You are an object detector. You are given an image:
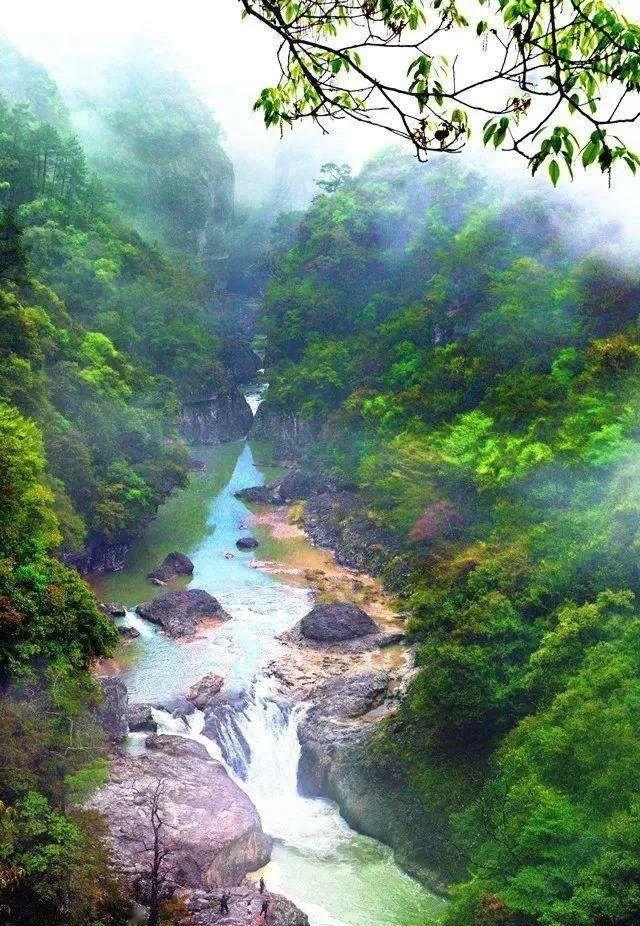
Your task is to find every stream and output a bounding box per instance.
[95,420,445,926]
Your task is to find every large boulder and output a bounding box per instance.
[300,602,379,643]
[236,536,259,551]
[86,735,272,891]
[96,677,129,743]
[128,702,158,733]
[235,470,319,506]
[186,673,224,710]
[144,734,211,761]
[136,589,230,637]
[147,552,194,583]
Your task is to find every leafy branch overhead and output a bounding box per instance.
[241,0,640,182]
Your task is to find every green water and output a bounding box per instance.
[101,439,446,926]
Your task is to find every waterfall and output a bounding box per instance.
[152,676,352,856]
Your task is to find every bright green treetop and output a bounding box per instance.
[243,0,640,182]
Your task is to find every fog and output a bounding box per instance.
[0,0,638,220]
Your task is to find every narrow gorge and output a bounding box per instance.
[91,393,446,926]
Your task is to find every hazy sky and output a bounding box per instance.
[1,0,638,219]
[0,0,384,176]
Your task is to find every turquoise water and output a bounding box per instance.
[110,441,445,926]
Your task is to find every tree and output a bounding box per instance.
[130,779,176,926]
[243,0,640,182]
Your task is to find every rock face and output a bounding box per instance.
[297,672,389,794]
[128,702,158,732]
[236,536,259,551]
[148,552,194,583]
[96,677,129,743]
[180,391,253,444]
[300,602,379,643]
[296,672,462,887]
[304,490,405,578]
[136,589,230,637]
[250,405,319,459]
[87,735,272,891]
[186,673,224,710]
[219,339,261,386]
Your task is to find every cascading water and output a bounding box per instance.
[105,436,445,926]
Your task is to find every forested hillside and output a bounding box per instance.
[0,42,240,924]
[259,151,640,926]
[67,47,234,263]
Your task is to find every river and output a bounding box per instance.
[95,431,445,926]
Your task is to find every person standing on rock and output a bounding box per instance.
[259,876,265,894]
[261,897,269,918]
[220,891,230,915]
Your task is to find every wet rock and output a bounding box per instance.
[296,673,462,887]
[187,673,224,710]
[128,702,157,733]
[235,470,322,506]
[300,602,379,643]
[100,601,127,618]
[136,589,230,637]
[118,625,141,641]
[86,739,272,891]
[203,695,251,779]
[236,536,259,551]
[96,677,129,743]
[150,577,166,587]
[147,552,194,583]
[180,390,253,444]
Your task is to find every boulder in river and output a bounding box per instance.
[136,588,230,637]
[86,735,272,890]
[118,625,141,641]
[186,673,224,710]
[300,602,379,643]
[128,702,157,733]
[236,536,259,551]
[100,601,127,618]
[235,469,320,506]
[95,676,129,743]
[147,551,194,583]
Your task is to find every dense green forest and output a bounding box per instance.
[2,19,640,926]
[259,152,640,926]
[0,40,241,924]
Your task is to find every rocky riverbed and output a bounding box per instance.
[90,439,446,926]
